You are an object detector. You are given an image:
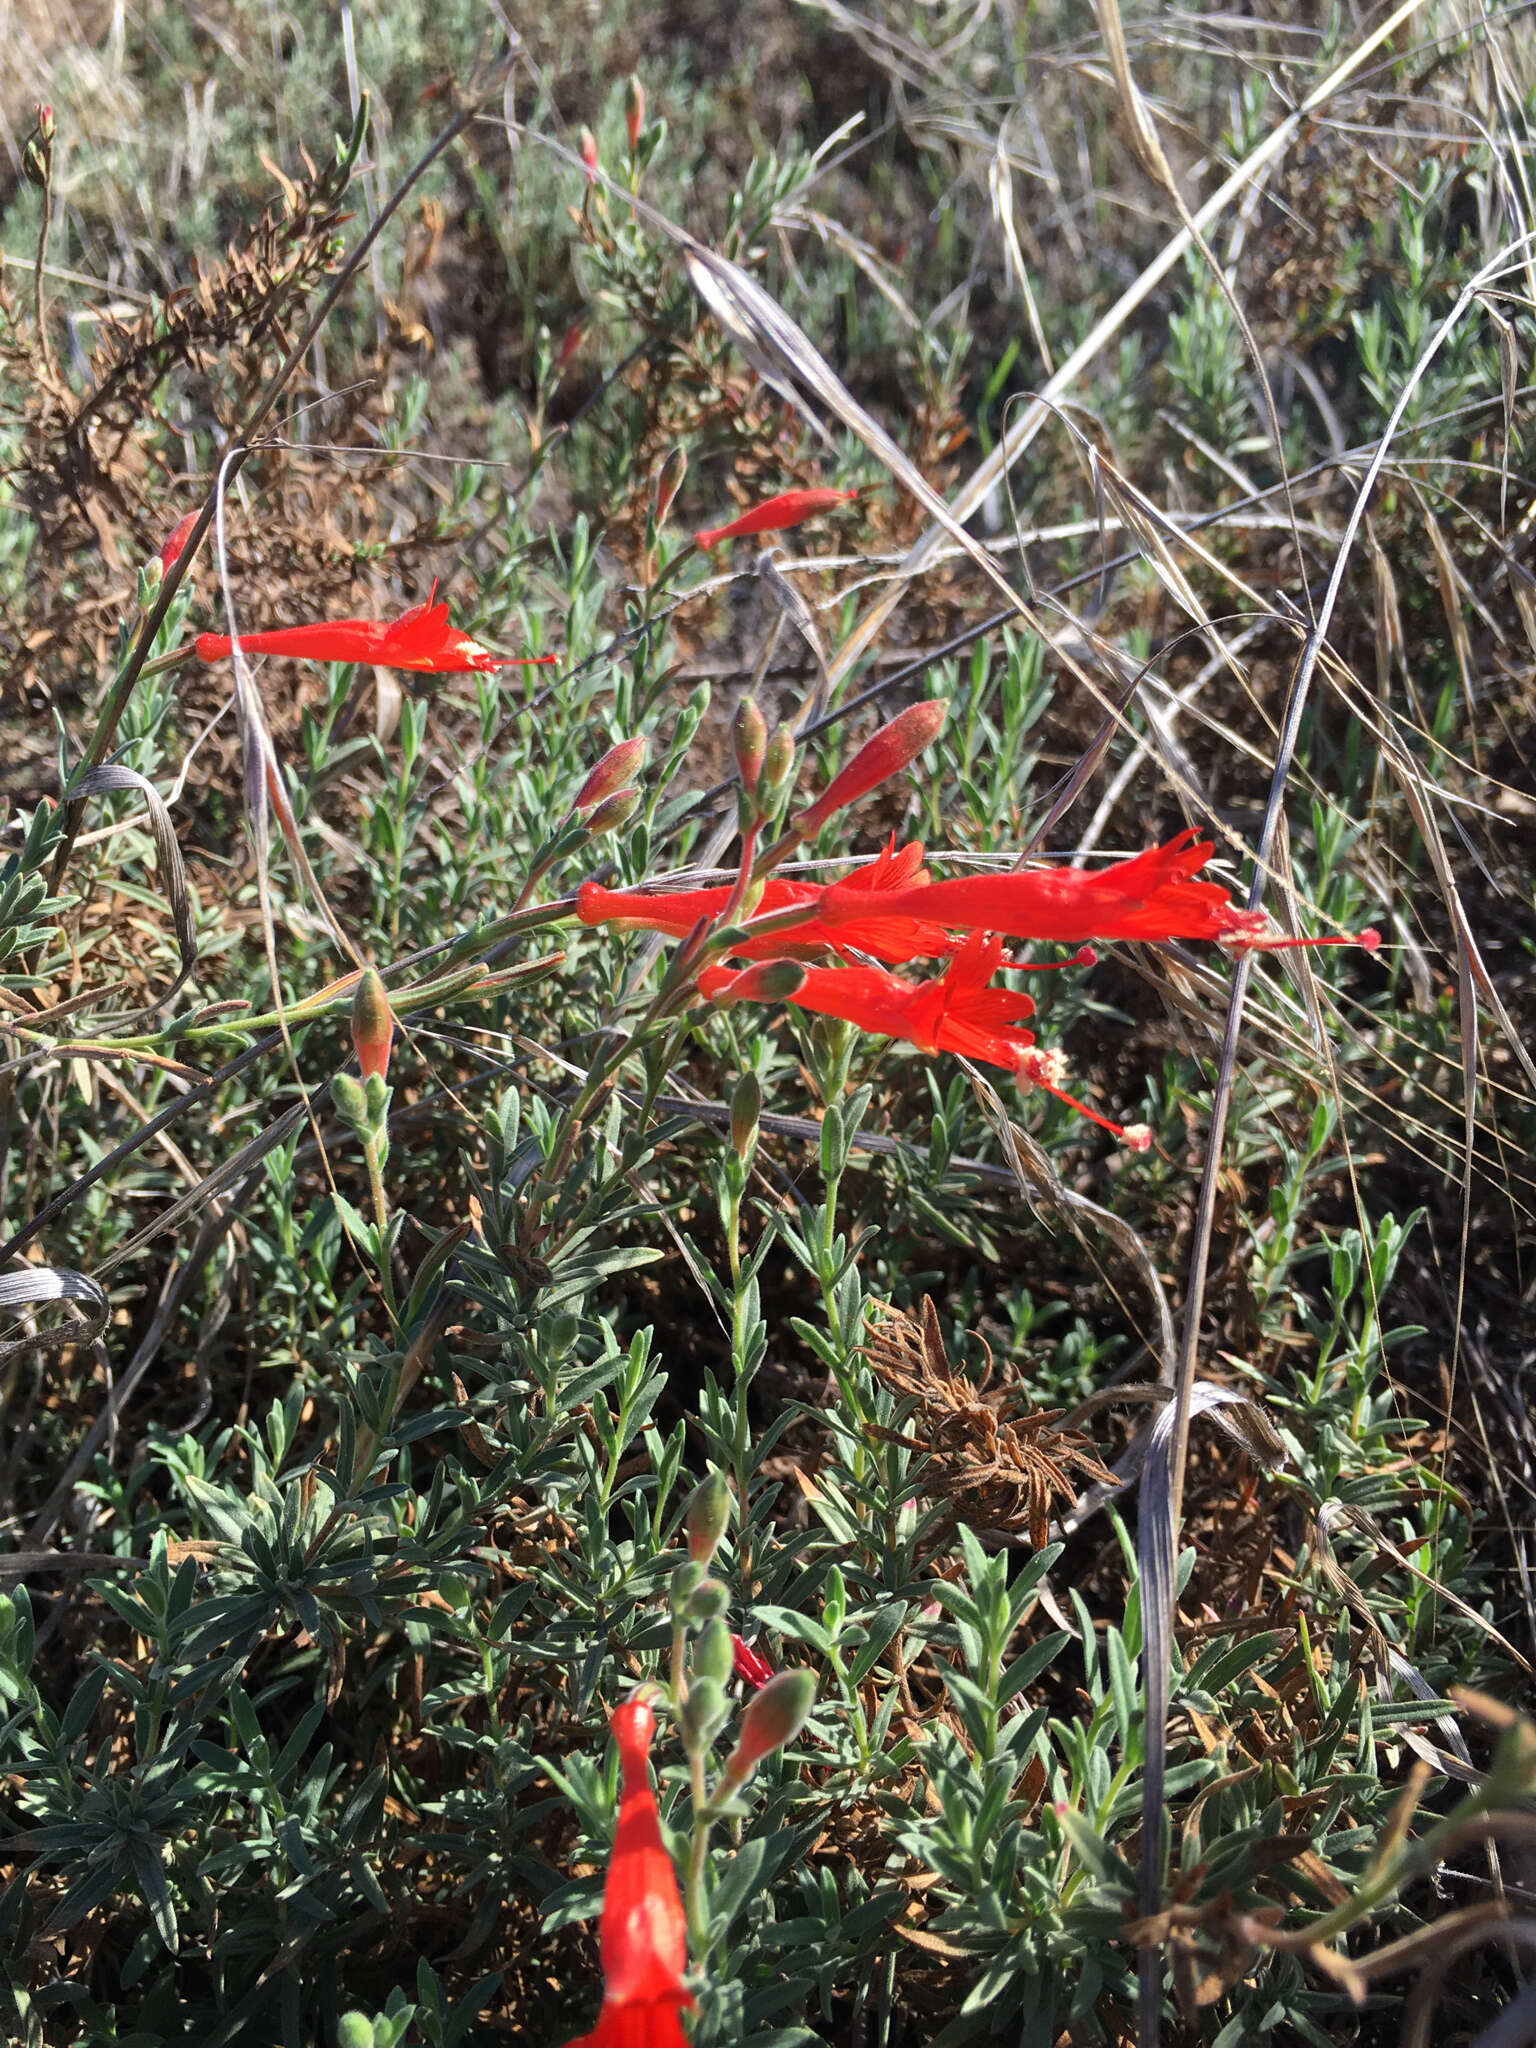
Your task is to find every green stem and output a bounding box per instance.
[362,1129,398,1322]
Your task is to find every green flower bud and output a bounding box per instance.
[680,1674,731,1748]
[625,75,646,152]
[669,1558,707,1619]
[705,958,806,1007]
[721,1668,816,1785]
[574,737,647,813]
[685,1470,731,1564]
[654,446,688,523]
[730,1071,761,1158]
[331,1074,368,1125]
[685,1576,730,1623]
[692,1616,734,1686]
[351,968,393,1083]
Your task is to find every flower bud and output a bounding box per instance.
[729,1070,761,1158]
[721,1668,815,1785]
[680,1675,731,1748]
[732,699,767,792]
[575,737,647,813]
[692,1617,734,1686]
[760,724,796,802]
[331,1073,368,1125]
[797,700,947,834]
[701,959,806,1007]
[556,320,585,372]
[158,510,199,574]
[653,446,687,525]
[583,788,642,836]
[36,104,55,144]
[350,968,393,1084]
[684,1469,731,1564]
[669,1558,706,1618]
[685,1576,730,1623]
[624,75,646,152]
[579,127,599,182]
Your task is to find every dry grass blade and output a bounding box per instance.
[93,1100,307,1281]
[968,1068,1176,1381]
[1138,1383,1286,2031]
[24,1138,291,1548]
[0,1266,108,1371]
[678,241,1110,694]
[1160,243,1536,1904]
[69,763,196,1016]
[810,0,1436,699]
[0,1027,281,1267]
[1317,1497,1531,1675]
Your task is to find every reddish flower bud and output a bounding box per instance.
[556,320,586,372]
[158,511,199,573]
[584,788,642,836]
[684,1470,731,1564]
[36,104,54,144]
[721,1668,815,1785]
[350,968,393,1083]
[733,699,767,791]
[797,700,946,834]
[653,447,687,525]
[575,737,648,813]
[695,487,856,552]
[580,127,599,182]
[700,958,806,1006]
[625,75,646,152]
[760,724,796,800]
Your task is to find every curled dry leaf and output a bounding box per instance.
[858,1294,1114,1552]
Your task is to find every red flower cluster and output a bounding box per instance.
[702,937,1150,1149]
[562,1697,693,2048]
[576,682,1380,1152]
[196,585,556,675]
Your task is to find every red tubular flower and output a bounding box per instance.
[578,838,952,964]
[699,940,1151,1147]
[562,1697,693,2048]
[797,701,947,835]
[731,1635,774,1690]
[195,586,557,675]
[817,828,1378,954]
[695,488,856,551]
[699,935,1037,1070]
